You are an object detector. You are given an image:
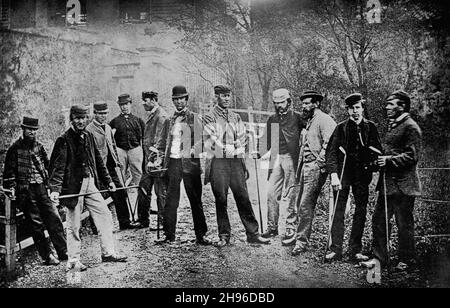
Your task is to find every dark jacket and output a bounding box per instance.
[48,128,112,209]
[3,138,49,190]
[376,114,422,196]
[263,110,304,179]
[109,113,145,150]
[157,109,202,176]
[143,107,170,177]
[326,118,382,187]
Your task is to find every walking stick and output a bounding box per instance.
[324,146,347,262]
[118,167,137,223]
[58,185,140,199]
[253,157,264,234]
[382,170,390,263]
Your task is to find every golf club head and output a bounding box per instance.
[369,146,382,155]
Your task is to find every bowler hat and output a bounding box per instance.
[93,101,109,113]
[142,91,158,101]
[117,93,132,105]
[214,85,231,95]
[273,88,290,103]
[172,85,188,99]
[344,93,365,107]
[70,105,89,118]
[21,116,39,130]
[300,90,324,102]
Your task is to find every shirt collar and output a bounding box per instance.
[349,117,363,125]
[214,105,229,119]
[93,119,106,127]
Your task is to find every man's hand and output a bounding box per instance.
[50,192,60,202]
[108,182,117,192]
[376,156,390,167]
[4,187,15,199]
[331,173,341,191]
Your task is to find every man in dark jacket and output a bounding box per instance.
[135,91,169,228]
[203,85,270,247]
[259,89,304,241]
[49,105,127,271]
[86,101,135,231]
[3,117,67,265]
[154,86,211,245]
[362,90,422,271]
[325,93,382,262]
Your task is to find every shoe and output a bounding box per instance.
[101,254,128,263]
[360,258,378,269]
[128,221,148,229]
[66,260,88,272]
[325,252,342,262]
[247,235,271,245]
[281,236,297,246]
[261,229,278,238]
[354,253,369,262]
[44,254,60,266]
[215,238,230,248]
[196,236,213,246]
[282,229,295,240]
[120,222,141,230]
[155,236,175,245]
[58,253,68,261]
[291,242,307,256]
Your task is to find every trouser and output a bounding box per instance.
[137,172,167,226]
[266,153,297,232]
[210,158,259,240]
[18,183,67,260]
[295,161,328,245]
[66,176,116,262]
[117,146,143,186]
[330,180,370,255]
[372,191,416,266]
[163,159,207,239]
[110,166,132,228]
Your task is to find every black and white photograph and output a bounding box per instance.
[0,0,449,291]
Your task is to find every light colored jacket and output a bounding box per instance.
[86,120,120,167]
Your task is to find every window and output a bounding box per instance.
[0,0,11,29]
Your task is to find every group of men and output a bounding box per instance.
[2,83,421,273]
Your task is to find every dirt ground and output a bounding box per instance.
[3,161,449,288]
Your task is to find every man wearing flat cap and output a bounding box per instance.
[362,90,422,271]
[3,117,67,266]
[325,93,382,262]
[135,91,169,229]
[257,88,305,241]
[109,94,146,191]
[49,105,127,271]
[154,85,210,245]
[203,85,270,247]
[285,90,337,256]
[86,101,135,231]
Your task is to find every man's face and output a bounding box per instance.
[143,98,156,112]
[94,111,108,124]
[172,96,188,111]
[274,99,288,114]
[385,99,403,119]
[302,97,317,118]
[22,128,37,140]
[72,115,88,131]
[120,102,131,114]
[347,102,364,122]
[216,93,231,109]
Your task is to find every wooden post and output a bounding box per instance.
[5,194,16,274]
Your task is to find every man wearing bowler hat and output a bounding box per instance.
[49,105,127,271]
[135,91,169,229]
[154,86,211,245]
[284,90,336,255]
[3,117,67,266]
[258,88,305,241]
[325,93,382,262]
[109,94,146,189]
[362,90,422,271]
[86,101,135,231]
[203,85,270,247]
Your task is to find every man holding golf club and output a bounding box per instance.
[86,101,136,231]
[134,91,169,230]
[286,90,336,255]
[325,93,382,262]
[362,90,422,272]
[49,105,127,271]
[258,88,305,241]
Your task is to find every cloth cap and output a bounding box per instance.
[344,93,365,107]
[70,105,89,118]
[272,88,290,103]
[142,91,158,101]
[117,93,132,105]
[93,101,109,113]
[214,85,231,95]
